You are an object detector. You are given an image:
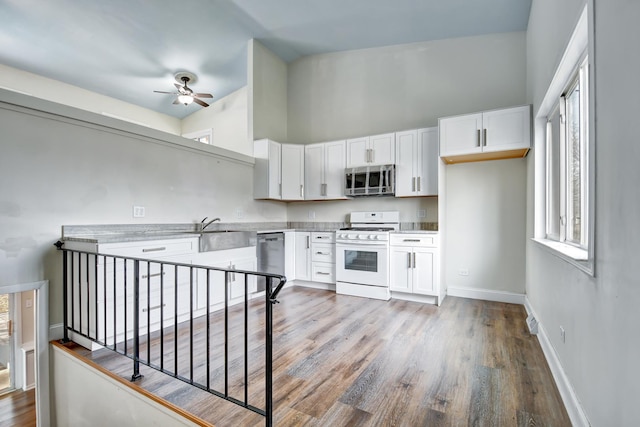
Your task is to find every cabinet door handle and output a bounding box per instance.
[412,252,416,268]
[322,183,327,196]
[279,183,282,197]
[300,184,304,198]
[483,128,487,146]
[142,246,166,253]
[306,236,310,249]
[477,129,481,147]
[371,149,375,163]
[317,272,330,276]
[403,239,421,242]
[316,252,330,255]
[142,271,166,279]
[412,177,416,192]
[417,177,421,192]
[407,252,412,268]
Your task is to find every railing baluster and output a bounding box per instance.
[189,266,194,384]
[124,259,128,355]
[224,270,229,398]
[131,259,142,381]
[78,252,82,335]
[206,268,211,391]
[62,249,69,343]
[265,276,274,427]
[147,261,151,364]
[86,253,90,337]
[93,254,98,341]
[103,255,107,345]
[244,273,249,407]
[112,257,116,350]
[174,265,178,377]
[160,263,164,371]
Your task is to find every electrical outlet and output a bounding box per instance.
[417,209,426,218]
[132,206,145,218]
[308,210,316,219]
[560,326,566,343]
[25,298,33,308]
[458,268,469,276]
[235,208,244,219]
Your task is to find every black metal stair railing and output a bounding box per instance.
[54,241,286,427]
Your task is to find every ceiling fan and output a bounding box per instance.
[154,72,213,107]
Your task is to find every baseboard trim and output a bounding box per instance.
[292,280,336,292]
[447,286,525,305]
[524,298,591,427]
[49,323,64,341]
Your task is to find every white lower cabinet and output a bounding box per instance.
[294,231,335,284]
[310,232,335,283]
[194,246,257,309]
[63,237,199,346]
[389,233,441,304]
[294,232,311,281]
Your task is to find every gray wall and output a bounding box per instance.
[526,0,640,425]
[0,96,286,326]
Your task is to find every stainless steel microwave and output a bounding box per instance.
[345,164,395,197]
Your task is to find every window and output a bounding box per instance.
[534,5,593,274]
[545,57,589,250]
[182,128,213,145]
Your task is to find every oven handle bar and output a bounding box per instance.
[336,241,389,248]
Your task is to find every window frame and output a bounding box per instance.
[533,5,595,276]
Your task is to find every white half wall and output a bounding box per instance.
[52,345,200,426]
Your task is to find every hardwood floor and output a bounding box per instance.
[0,388,36,427]
[60,286,571,426]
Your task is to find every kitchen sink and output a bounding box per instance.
[195,230,257,252]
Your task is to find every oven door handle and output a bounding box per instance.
[336,242,389,248]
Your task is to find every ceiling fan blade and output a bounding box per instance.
[174,83,183,91]
[193,98,209,107]
[154,90,178,94]
[195,93,213,98]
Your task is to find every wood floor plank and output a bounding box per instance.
[61,287,572,426]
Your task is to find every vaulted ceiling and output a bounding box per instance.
[0,0,531,118]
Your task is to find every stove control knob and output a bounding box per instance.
[368,235,376,240]
[358,234,366,240]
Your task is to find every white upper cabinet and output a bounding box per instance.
[305,140,346,200]
[346,133,395,167]
[254,139,305,200]
[395,127,438,197]
[439,105,531,164]
[281,143,305,200]
[254,139,282,199]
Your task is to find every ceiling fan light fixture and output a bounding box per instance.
[178,94,193,105]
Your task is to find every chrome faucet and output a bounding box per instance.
[200,217,221,231]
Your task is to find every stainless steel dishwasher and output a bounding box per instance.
[257,232,285,292]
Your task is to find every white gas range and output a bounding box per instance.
[335,211,400,300]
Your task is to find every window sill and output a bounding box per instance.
[531,238,594,276]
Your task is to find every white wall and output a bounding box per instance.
[248,40,288,143]
[446,159,527,294]
[0,93,287,326]
[526,1,640,425]
[288,33,526,143]
[0,64,181,135]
